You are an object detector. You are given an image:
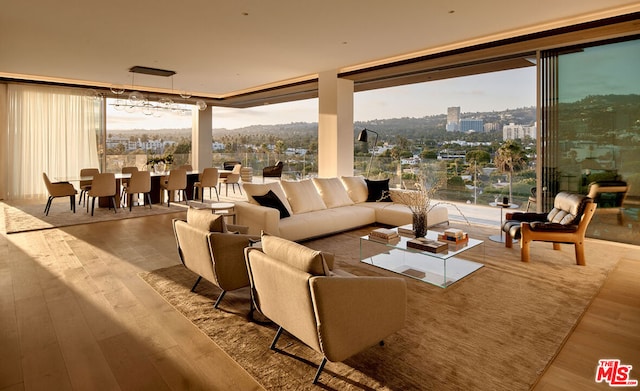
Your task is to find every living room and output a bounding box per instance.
[1,2,640,390]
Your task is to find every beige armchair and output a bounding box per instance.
[172,208,258,309]
[244,233,406,384]
[42,172,77,215]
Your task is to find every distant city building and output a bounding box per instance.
[446,106,460,132]
[503,122,537,141]
[460,119,484,132]
[106,137,175,153]
[484,122,500,132]
[437,149,467,160]
[212,141,225,151]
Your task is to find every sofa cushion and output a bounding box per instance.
[260,233,330,276]
[365,178,392,202]
[187,207,227,232]
[243,182,293,216]
[312,177,354,208]
[281,179,327,214]
[252,190,291,219]
[340,176,368,203]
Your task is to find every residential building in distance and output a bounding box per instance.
[503,122,537,140]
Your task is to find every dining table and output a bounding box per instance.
[56,170,201,207]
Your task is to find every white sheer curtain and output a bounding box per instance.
[6,84,102,199]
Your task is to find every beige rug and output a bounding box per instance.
[3,198,187,234]
[140,223,623,390]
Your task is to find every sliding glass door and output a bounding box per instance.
[540,36,640,245]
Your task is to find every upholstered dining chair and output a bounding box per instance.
[120,166,139,206]
[87,172,118,216]
[193,167,219,202]
[125,171,152,211]
[219,164,242,196]
[160,168,187,207]
[79,168,99,206]
[42,172,77,216]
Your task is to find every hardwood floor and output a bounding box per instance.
[1,208,638,390]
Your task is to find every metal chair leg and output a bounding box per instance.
[190,276,202,292]
[214,291,226,308]
[313,358,328,384]
[270,326,284,350]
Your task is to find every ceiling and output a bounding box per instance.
[1,1,639,107]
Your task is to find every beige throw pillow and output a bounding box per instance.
[340,176,369,203]
[187,207,227,232]
[312,177,354,208]
[281,179,327,214]
[260,233,330,276]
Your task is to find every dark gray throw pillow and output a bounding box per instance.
[365,178,392,202]
[253,190,291,218]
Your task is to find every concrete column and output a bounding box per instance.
[0,83,7,199]
[192,106,213,171]
[318,70,354,178]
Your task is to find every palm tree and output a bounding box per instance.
[493,140,528,202]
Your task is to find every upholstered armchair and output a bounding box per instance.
[262,161,284,182]
[172,208,259,309]
[244,233,406,384]
[502,191,597,265]
[587,180,629,224]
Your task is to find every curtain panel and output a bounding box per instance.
[6,84,102,199]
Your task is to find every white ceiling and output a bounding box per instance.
[1,1,638,101]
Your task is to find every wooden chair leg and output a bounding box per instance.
[575,241,586,266]
[505,234,513,248]
[552,243,561,251]
[520,239,531,262]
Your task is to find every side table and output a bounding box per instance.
[489,202,519,243]
[188,201,236,224]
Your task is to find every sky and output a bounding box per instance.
[107,67,537,131]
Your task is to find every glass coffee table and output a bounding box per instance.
[360,229,484,288]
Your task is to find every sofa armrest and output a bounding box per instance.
[235,201,281,236]
[309,276,406,362]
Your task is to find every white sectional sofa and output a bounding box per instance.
[235,176,449,241]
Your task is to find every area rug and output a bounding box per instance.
[3,199,187,234]
[140,223,623,390]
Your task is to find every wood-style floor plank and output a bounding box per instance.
[1,204,638,391]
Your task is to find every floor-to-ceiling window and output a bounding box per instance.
[541,36,640,245]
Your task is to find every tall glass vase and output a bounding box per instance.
[412,212,428,238]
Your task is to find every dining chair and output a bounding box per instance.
[219,164,242,196]
[160,168,187,207]
[87,172,118,216]
[125,171,152,211]
[79,168,99,206]
[120,166,139,206]
[193,167,220,202]
[42,172,77,216]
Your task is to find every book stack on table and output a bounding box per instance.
[368,228,400,244]
[437,228,469,244]
[406,237,448,253]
